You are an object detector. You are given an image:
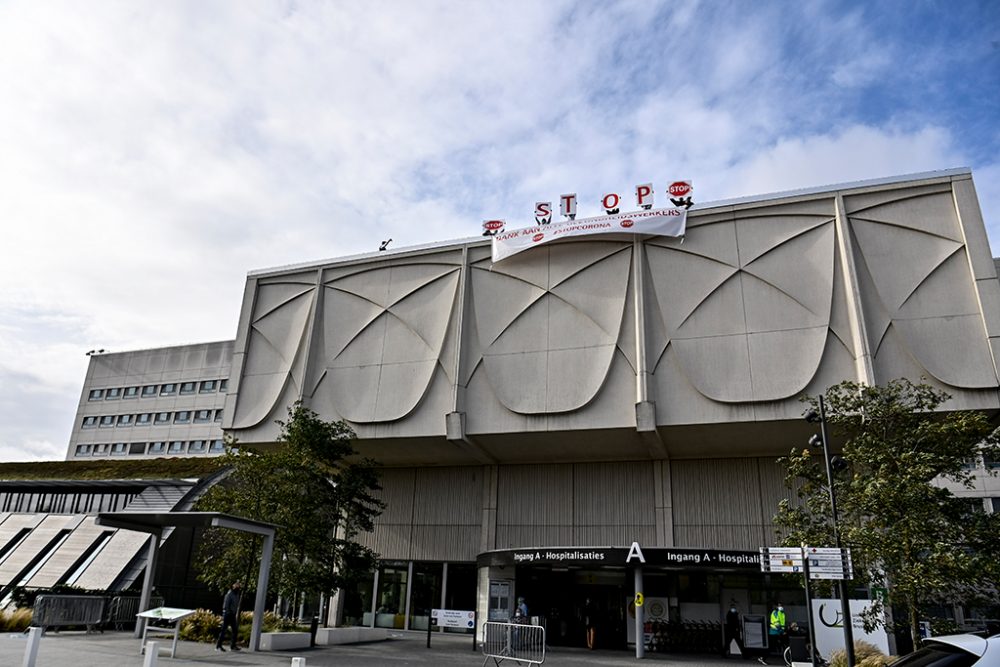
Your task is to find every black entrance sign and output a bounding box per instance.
[477,546,759,569]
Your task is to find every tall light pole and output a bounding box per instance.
[805,395,856,667]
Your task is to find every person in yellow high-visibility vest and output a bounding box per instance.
[768,603,787,658]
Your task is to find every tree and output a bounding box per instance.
[775,379,1000,647]
[196,403,384,616]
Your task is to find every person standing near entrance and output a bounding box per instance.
[724,600,744,658]
[767,602,786,660]
[216,581,242,652]
[584,597,597,650]
[517,596,528,620]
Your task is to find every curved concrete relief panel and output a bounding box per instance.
[234,280,316,429]
[649,210,835,403]
[473,242,631,415]
[317,264,460,423]
[847,187,997,389]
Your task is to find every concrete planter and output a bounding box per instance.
[315,627,389,645]
[259,631,311,650]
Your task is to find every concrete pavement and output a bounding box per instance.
[1,629,748,666]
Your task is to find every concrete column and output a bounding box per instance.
[134,532,160,638]
[634,567,644,659]
[249,531,274,652]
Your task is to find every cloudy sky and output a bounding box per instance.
[1,1,998,461]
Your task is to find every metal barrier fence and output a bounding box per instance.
[482,621,545,666]
[32,595,104,633]
[106,595,165,630]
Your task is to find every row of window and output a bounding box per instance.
[87,379,228,402]
[961,453,1000,470]
[74,439,226,457]
[82,409,223,429]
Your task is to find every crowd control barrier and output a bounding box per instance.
[106,595,165,629]
[32,595,104,633]
[481,621,545,666]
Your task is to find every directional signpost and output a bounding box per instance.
[804,546,852,580]
[760,546,854,666]
[759,546,804,573]
[761,546,852,579]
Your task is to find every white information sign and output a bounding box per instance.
[431,608,475,629]
[811,599,889,659]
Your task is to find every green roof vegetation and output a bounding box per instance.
[0,457,227,481]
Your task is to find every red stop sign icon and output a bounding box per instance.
[668,181,692,197]
[533,233,545,242]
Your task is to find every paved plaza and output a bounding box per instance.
[1,629,745,667]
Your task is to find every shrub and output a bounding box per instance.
[830,640,891,667]
[179,609,308,643]
[179,609,221,642]
[0,608,32,632]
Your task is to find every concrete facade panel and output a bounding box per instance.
[226,172,999,469]
[671,334,753,403]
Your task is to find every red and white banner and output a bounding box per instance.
[491,206,687,262]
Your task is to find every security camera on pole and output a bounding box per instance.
[804,396,856,667]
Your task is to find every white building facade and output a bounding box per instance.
[219,169,1000,645]
[67,341,233,460]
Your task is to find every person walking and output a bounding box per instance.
[584,597,597,650]
[723,600,744,658]
[216,581,243,652]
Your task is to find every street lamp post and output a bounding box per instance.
[806,394,856,667]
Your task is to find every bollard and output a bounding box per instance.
[21,627,42,667]
[143,641,159,667]
[309,615,319,647]
[291,658,307,667]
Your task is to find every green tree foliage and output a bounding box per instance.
[775,379,1000,646]
[196,403,384,608]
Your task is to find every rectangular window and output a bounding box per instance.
[92,443,109,456]
[194,410,212,423]
[199,380,217,393]
[160,383,176,396]
[105,387,121,400]
[75,444,92,456]
[189,440,206,453]
[179,382,196,395]
[168,441,185,453]
[209,439,225,453]
[128,443,146,455]
[154,412,170,425]
[136,413,151,426]
[99,416,115,428]
[148,441,166,454]
[984,453,1000,470]
[111,443,127,456]
[174,411,191,424]
[214,409,224,422]
[82,416,98,429]
[992,498,1000,513]
[141,385,157,397]
[116,414,134,427]
[123,387,139,399]
[219,379,228,392]
[88,389,104,401]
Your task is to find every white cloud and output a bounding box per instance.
[715,125,966,202]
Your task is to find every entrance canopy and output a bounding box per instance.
[96,511,277,651]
